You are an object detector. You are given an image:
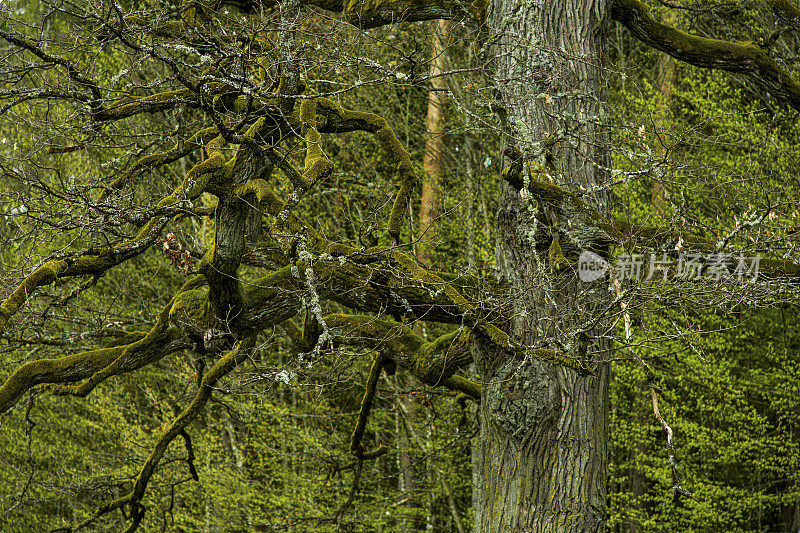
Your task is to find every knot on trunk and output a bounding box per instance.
[486,358,561,440]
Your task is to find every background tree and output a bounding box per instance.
[2,1,800,532]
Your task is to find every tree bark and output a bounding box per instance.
[400,20,451,530]
[418,19,451,266]
[474,2,611,531]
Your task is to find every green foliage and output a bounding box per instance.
[609,308,800,532]
[607,12,800,528]
[2,1,800,532]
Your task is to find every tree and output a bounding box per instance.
[2,1,800,532]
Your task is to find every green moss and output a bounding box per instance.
[304,98,417,241]
[612,0,800,110]
[302,158,334,186]
[445,375,481,401]
[234,179,273,203]
[0,259,69,333]
[349,355,383,455]
[96,89,194,121]
[468,0,488,23]
[0,346,121,413]
[169,288,212,327]
[299,98,319,128]
[759,257,800,278]
[547,235,569,273]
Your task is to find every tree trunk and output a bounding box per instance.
[474,2,611,531]
[652,10,677,212]
[417,19,451,265]
[398,19,452,532]
[397,377,425,532]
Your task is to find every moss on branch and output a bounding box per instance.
[765,0,800,28]
[350,354,384,456]
[298,97,417,243]
[50,276,205,398]
[324,313,477,391]
[0,259,69,334]
[611,0,800,111]
[93,88,197,122]
[0,328,186,415]
[0,217,172,336]
[225,0,484,28]
[444,374,481,401]
[79,339,252,531]
[99,126,219,203]
[501,154,800,280]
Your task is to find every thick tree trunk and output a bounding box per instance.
[474,2,612,531]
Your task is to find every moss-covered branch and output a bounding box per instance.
[92,88,198,122]
[98,126,219,202]
[765,0,800,29]
[224,0,484,29]
[0,275,210,414]
[443,374,481,402]
[611,0,800,111]
[0,218,170,336]
[324,314,473,386]
[0,328,188,415]
[51,277,206,398]
[75,340,252,532]
[501,155,800,280]
[238,244,512,334]
[298,97,417,243]
[0,132,233,337]
[350,354,385,456]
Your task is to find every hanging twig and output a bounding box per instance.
[612,276,695,503]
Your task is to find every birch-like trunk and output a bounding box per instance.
[417,18,451,265]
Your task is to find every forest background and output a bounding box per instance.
[1,0,800,532]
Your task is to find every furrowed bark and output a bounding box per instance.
[200,119,275,326]
[480,1,612,531]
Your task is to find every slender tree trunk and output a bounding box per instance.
[652,11,677,212]
[474,2,611,531]
[417,19,451,265]
[398,19,452,532]
[397,378,424,532]
[782,424,800,532]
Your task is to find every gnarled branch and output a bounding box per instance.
[611,0,800,111]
